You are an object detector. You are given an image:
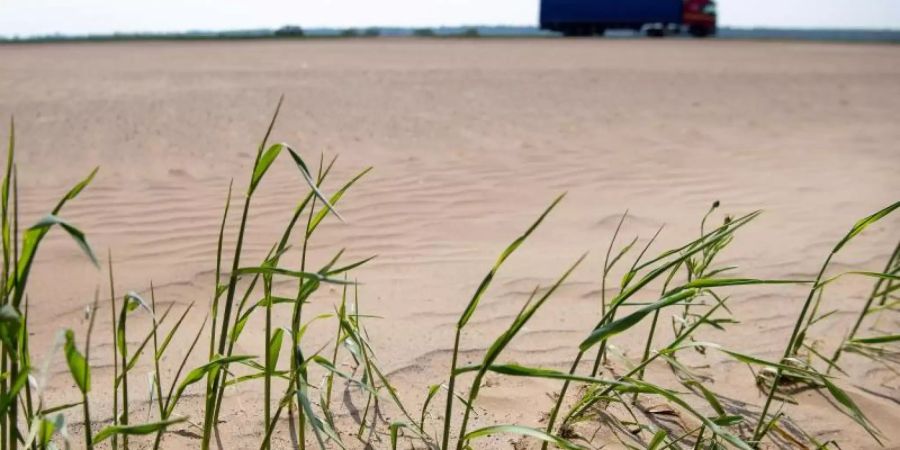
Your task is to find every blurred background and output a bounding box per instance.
[2,0,898,41]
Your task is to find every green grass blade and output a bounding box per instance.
[456,255,585,449]
[601,212,760,323]
[0,304,21,356]
[682,343,820,380]
[309,356,375,394]
[209,180,232,362]
[63,330,90,393]
[41,401,83,415]
[119,304,172,377]
[833,202,900,253]
[234,266,352,284]
[820,377,882,443]
[156,302,193,360]
[295,375,332,449]
[249,144,283,194]
[848,334,900,345]
[580,289,698,352]
[9,167,99,308]
[93,417,187,443]
[683,380,725,417]
[463,425,586,450]
[285,146,345,222]
[484,253,585,366]
[626,379,752,450]
[166,355,253,417]
[818,271,900,290]
[267,328,284,373]
[420,384,440,429]
[679,278,810,290]
[307,167,372,235]
[224,371,289,387]
[273,155,338,254]
[458,193,564,329]
[635,210,761,272]
[389,421,407,450]
[52,167,99,214]
[324,255,377,278]
[0,368,28,412]
[24,214,99,268]
[162,315,207,415]
[647,430,668,450]
[455,363,623,386]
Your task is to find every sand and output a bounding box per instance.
[1,38,898,449]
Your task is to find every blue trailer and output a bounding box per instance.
[540,0,717,37]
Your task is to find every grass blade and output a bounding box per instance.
[307,166,372,235]
[458,193,564,329]
[848,334,900,345]
[63,330,90,393]
[285,146,345,222]
[463,425,586,450]
[833,202,900,253]
[93,417,187,443]
[580,289,698,352]
[250,144,283,194]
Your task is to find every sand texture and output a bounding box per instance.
[1,38,899,449]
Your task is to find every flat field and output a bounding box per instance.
[1,38,898,448]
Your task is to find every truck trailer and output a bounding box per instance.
[540,0,717,37]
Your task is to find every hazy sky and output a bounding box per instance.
[1,0,898,36]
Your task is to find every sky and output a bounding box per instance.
[1,0,898,37]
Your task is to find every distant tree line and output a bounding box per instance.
[274,25,381,38]
[274,25,305,37]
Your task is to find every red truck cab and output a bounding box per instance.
[683,0,717,37]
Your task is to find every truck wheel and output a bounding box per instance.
[562,26,593,37]
[689,25,712,37]
[594,28,607,37]
[646,28,665,38]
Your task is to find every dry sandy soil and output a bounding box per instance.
[1,38,899,449]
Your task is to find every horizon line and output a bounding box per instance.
[4,24,900,40]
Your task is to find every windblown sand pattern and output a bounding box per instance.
[1,39,898,448]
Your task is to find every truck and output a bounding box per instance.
[540,0,717,38]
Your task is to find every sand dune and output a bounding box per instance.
[1,38,898,448]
